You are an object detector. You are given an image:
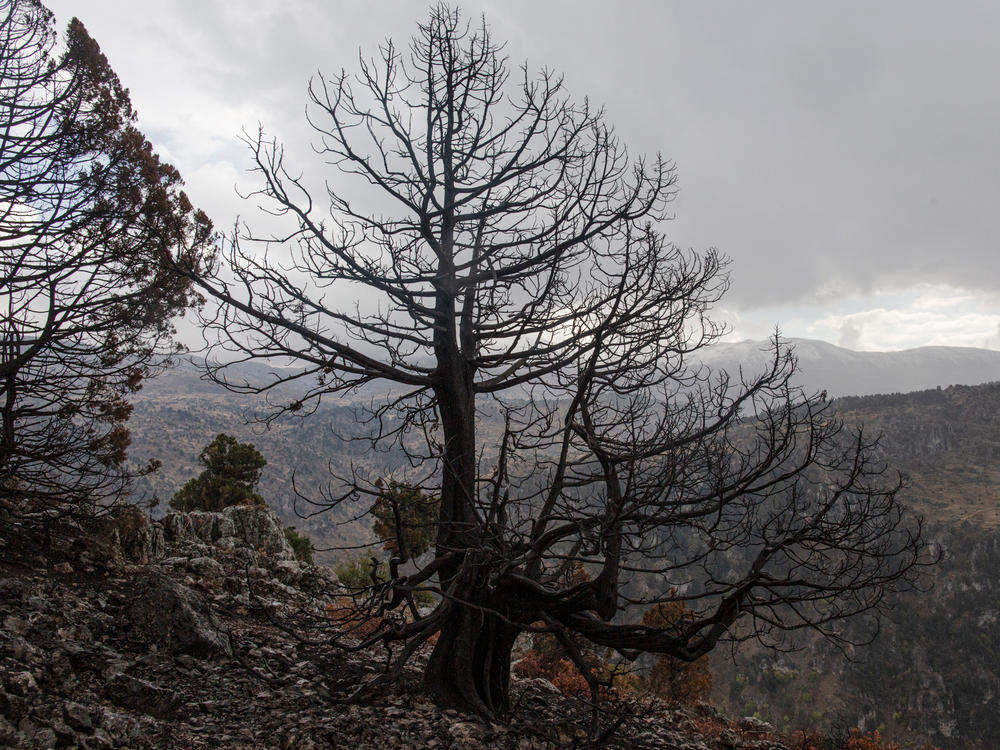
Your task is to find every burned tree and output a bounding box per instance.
[0,0,212,520]
[188,6,931,718]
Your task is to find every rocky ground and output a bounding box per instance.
[0,505,790,749]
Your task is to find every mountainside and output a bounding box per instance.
[0,506,794,749]
[710,382,1000,748]
[836,382,1000,529]
[124,353,1000,748]
[695,338,1000,397]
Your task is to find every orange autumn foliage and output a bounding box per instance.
[325,598,383,638]
[787,729,830,750]
[549,658,593,698]
[847,731,900,750]
[640,590,713,706]
[514,630,630,701]
[788,728,945,750]
[513,562,619,699]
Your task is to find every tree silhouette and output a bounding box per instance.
[0,0,212,522]
[186,5,932,719]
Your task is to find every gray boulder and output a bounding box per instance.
[226,505,295,559]
[126,572,232,659]
[186,556,225,584]
[161,511,233,545]
[105,673,178,719]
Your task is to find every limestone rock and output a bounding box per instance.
[162,510,233,545]
[186,556,225,584]
[107,504,165,564]
[126,572,231,659]
[739,716,774,734]
[62,701,93,730]
[163,505,294,560]
[448,720,489,748]
[0,508,797,750]
[105,673,178,719]
[272,560,304,585]
[4,672,38,697]
[225,505,295,560]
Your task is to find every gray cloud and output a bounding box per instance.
[838,321,863,351]
[43,0,1000,347]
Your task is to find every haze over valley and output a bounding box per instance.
[123,341,1000,747]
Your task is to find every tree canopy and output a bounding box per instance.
[371,479,439,562]
[169,433,267,512]
[0,0,213,521]
[186,4,933,720]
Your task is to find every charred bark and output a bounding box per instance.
[422,557,522,716]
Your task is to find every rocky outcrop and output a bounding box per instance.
[106,504,166,565]
[0,507,791,749]
[58,504,166,572]
[162,504,294,560]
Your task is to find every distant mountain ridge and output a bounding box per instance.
[164,338,1000,404]
[695,338,1000,397]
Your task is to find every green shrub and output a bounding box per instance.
[284,526,314,564]
[371,480,439,561]
[169,434,267,512]
[334,554,386,592]
[333,553,436,605]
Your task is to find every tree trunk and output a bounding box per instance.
[435,382,479,555]
[426,362,524,716]
[422,574,521,717]
[427,210,520,713]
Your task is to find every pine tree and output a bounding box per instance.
[169,434,266,512]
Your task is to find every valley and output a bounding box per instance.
[125,345,1000,748]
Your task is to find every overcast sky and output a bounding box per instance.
[45,0,1000,351]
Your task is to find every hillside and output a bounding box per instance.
[127,360,509,561]
[127,362,387,558]
[835,382,1000,528]
[0,506,794,749]
[710,382,1000,747]
[127,359,1000,748]
[126,346,1000,557]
